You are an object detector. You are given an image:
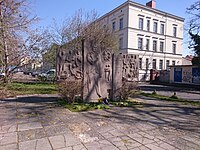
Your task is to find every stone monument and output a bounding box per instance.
[56,40,139,102]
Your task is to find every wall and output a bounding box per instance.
[170,66,200,85]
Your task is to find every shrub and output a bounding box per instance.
[58,80,82,103]
[152,89,157,95]
[115,81,138,101]
[170,92,178,99]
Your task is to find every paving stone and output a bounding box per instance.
[78,133,99,143]
[133,145,151,150]
[145,143,167,150]
[57,147,73,150]
[45,125,71,136]
[108,129,125,137]
[18,128,46,142]
[49,135,65,149]
[128,132,160,145]
[0,124,17,134]
[73,144,87,150]
[84,140,118,150]
[0,143,18,150]
[100,132,114,139]
[108,136,141,149]
[149,141,178,150]
[35,138,52,150]
[64,133,82,147]
[165,137,200,150]
[97,126,115,134]
[18,122,43,131]
[19,140,37,150]
[0,132,17,145]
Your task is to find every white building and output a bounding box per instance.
[98,0,184,81]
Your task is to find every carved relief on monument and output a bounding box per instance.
[84,41,103,100]
[57,47,82,80]
[122,54,139,81]
[57,40,139,102]
[102,48,112,83]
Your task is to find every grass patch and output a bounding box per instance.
[58,98,143,112]
[110,100,143,108]
[0,82,58,97]
[58,99,110,112]
[139,92,200,106]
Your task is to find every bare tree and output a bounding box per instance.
[187,1,200,65]
[0,0,48,83]
[187,1,200,34]
[44,9,118,69]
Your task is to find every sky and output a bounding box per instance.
[30,0,197,56]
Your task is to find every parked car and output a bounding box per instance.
[0,72,5,79]
[23,70,33,75]
[38,69,56,81]
[31,71,41,77]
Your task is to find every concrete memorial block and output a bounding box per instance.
[56,40,139,102]
[113,53,139,98]
[57,45,82,80]
[83,40,113,101]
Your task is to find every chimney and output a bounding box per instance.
[146,0,156,9]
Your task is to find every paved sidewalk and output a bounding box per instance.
[0,94,200,150]
[139,83,200,102]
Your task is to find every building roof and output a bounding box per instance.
[98,0,185,22]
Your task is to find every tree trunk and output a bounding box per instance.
[0,4,9,83]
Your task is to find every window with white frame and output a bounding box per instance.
[153,22,158,33]
[146,39,150,51]
[139,58,142,69]
[139,18,144,30]
[166,60,170,69]
[138,37,143,50]
[112,21,116,31]
[160,41,164,52]
[172,43,176,54]
[172,60,175,66]
[119,18,123,30]
[146,58,149,70]
[159,60,163,70]
[173,26,177,37]
[160,24,164,35]
[119,37,123,49]
[153,40,157,51]
[147,20,150,31]
[152,59,156,69]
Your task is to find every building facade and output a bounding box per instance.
[98,0,184,81]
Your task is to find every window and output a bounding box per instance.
[119,18,123,30]
[147,20,150,31]
[112,21,116,31]
[153,22,158,33]
[160,41,164,52]
[160,24,164,35]
[119,37,123,49]
[172,43,176,54]
[159,60,163,70]
[146,58,149,70]
[152,59,156,69]
[153,40,157,51]
[139,18,144,30]
[173,26,177,37]
[138,37,143,50]
[139,58,142,69]
[172,60,175,66]
[146,39,150,51]
[166,60,170,69]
